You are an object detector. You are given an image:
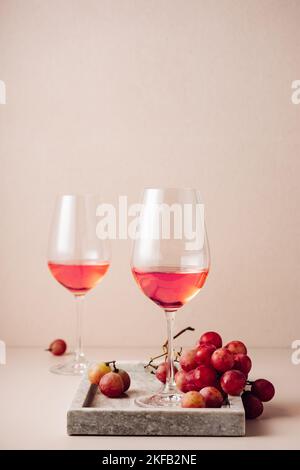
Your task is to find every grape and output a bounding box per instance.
[251,379,275,402]
[214,379,228,400]
[211,348,234,372]
[179,349,198,372]
[175,370,195,392]
[192,365,217,390]
[233,353,252,376]
[195,343,216,366]
[155,363,167,383]
[200,386,223,408]
[185,370,200,391]
[88,362,111,385]
[46,339,67,356]
[99,372,124,398]
[225,340,247,355]
[181,391,206,408]
[199,331,222,349]
[220,370,246,396]
[117,369,131,392]
[175,370,186,391]
[155,362,178,384]
[242,391,264,419]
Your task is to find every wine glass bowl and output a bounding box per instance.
[47,194,110,375]
[132,267,208,311]
[131,188,210,407]
[48,262,109,296]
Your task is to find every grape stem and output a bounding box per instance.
[163,326,195,349]
[144,352,167,369]
[144,327,193,371]
[175,347,183,359]
[105,360,117,371]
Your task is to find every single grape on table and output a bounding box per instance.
[46,338,67,356]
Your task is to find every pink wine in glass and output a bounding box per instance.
[132,267,209,311]
[48,262,109,295]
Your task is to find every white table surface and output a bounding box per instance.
[0,348,299,450]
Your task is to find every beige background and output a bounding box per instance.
[0,0,299,348]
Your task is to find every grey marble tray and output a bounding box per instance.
[67,361,245,436]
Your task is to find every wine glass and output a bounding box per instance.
[47,194,110,375]
[131,188,210,407]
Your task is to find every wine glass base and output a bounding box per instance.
[135,391,183,408]
[50,357,88,376]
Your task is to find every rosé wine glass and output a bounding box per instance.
[131,188,210,407]
[48,194,110,375]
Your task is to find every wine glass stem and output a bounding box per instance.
[74,295,85,362]
[163,309,177,394]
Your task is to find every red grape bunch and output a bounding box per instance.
[148,329,275,419]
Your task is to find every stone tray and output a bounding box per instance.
[67,361,245,436]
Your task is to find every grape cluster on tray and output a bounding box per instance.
[48,332,275,419]
[147,330,275,418]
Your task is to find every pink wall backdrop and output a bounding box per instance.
[0,0,299,348]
